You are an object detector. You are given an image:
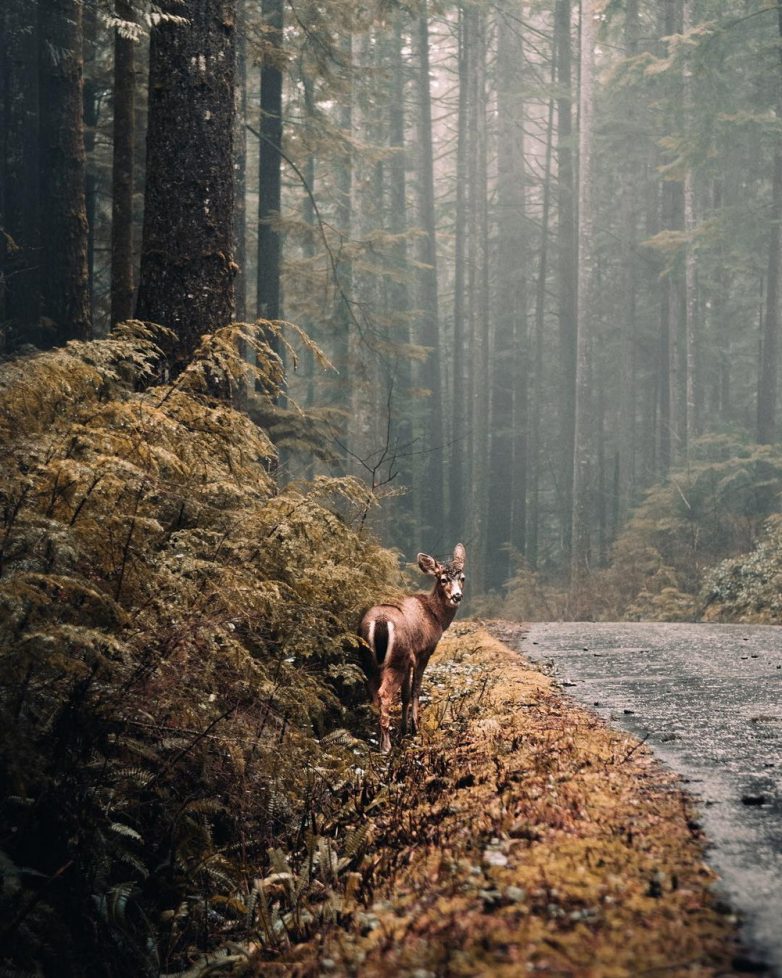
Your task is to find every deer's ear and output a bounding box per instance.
[417,553,438,576]
[452,543,466,570]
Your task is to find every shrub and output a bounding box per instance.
[0,324,398,976]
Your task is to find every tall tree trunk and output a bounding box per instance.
[757,4,782,444]
[2,0,41,348]
[233,0,247,321]
[257,0,282,323]
[83,0,99,324]
[450,4,473,548]
[682,0,699,450]
[110,0,136,326]
[555,0,577,561]
[414,6,445,543]
[571,0,596,584]
[388,13,414,536]
[529,58,557,572]
[135,0,236,369]
[469,7,490,590]
[618,0,639,520]
[488,0,527,590]
[38,0,92,345]
[333,34,353,437]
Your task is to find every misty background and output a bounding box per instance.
[4,0,782,618]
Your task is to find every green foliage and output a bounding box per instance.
[702,515,782,623]
[0,325,399,976]
[602,436,782,620]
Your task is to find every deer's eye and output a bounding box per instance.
[460,575,466,584]
[440,576,448,585]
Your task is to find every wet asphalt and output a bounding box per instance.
[518,622,782,976]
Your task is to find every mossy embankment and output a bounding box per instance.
[297,622,748,978]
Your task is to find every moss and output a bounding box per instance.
[296,624,742,978]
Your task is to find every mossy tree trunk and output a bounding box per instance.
[136,0,236,370]
[38,0,92,345]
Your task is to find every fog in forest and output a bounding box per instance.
[4,0,782,619]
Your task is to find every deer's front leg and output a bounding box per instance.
[411,659,427,734]
[377,667,403,753]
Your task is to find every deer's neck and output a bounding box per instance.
[420,586,457,633]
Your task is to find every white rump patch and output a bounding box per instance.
[386,621,395,658]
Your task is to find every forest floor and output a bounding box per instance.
[266,621,759,978]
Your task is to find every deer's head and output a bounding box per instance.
[418,543,467,608]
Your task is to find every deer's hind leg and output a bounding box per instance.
[377,666,404,753]
[401,664,415,737]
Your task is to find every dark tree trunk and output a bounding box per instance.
[2,0,41,348]
[233,0,247,321]
[256,0,283,322]
[136,0,236,370]
[555,0,577,560]
[487,0,527,591]
[110,0,136,326]
[83,0,99,322]
[757,3,782,444]
[38,0,92,345]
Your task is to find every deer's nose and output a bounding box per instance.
[452,592,462,603]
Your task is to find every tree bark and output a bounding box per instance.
[257,0,282,323]
[83,0,99,322]
[682,0,699,450]
[135,0,236,370]
[38,0,92,345]
[233,0,247,321]
[618,0,639,520]
[450,4,473,548]
[757,3,782,444]
[110,0,136,326]
[555,0,577,560]
[487,0,527,590]
[571,0,596,583]
[2,0,41,348]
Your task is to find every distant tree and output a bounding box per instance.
[136,0,236,370]
[257,0,283,322]
[757,4,782,444]
[414,4,445,541]
[571,0,596,582]
[38,0,92,344]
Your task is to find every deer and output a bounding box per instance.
[358,544,466,753]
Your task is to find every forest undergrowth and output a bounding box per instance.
[254,624,746,978]
[0,323,400,977]
[0,326,753,977]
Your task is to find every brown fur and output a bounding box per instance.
[358,544,466,752]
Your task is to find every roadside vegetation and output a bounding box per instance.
[0,334,748,977]
[478,436,782,625]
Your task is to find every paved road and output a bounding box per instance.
[518,622,782,976]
